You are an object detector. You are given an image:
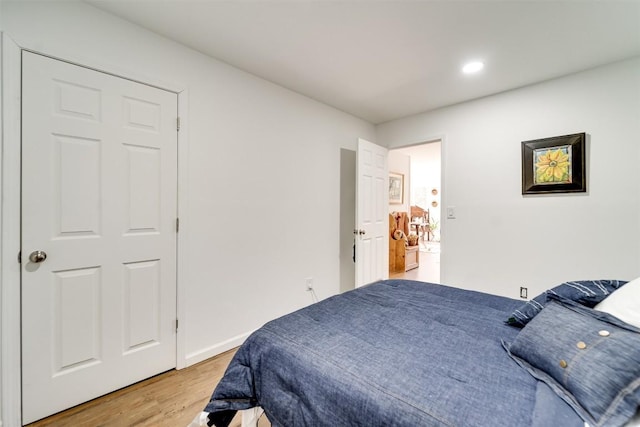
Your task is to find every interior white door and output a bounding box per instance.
[21,52,178,424]
[355,138,388,287]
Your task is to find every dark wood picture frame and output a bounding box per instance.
[521,132,586,195]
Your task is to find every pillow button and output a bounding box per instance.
[599,330,610,337]
[559,359,568,368]
[576,341,587,349]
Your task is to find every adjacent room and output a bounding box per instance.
[388,141,442,284]
[1,1,639,426]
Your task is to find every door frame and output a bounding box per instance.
[2,32,23,427]
[0,34,190,425]
[388,135,448,284]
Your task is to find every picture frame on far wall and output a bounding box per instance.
[521,132,586,195]
[389,172,404,204]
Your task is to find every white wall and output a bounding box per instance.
[1,0,375,369]
[378,58,640,299]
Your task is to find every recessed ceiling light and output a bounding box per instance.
[462,61,484,74]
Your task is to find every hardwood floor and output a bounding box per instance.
[26,348,264,427]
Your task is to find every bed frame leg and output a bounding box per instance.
[241,407,264,427]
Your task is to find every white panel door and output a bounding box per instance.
[21,52,178,424]
[355,138,388,287]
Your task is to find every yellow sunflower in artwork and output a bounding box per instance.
[535,147,571,184]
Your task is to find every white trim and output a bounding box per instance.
[1,32,23,427]
[437,135,447,285]
[185,331,252,367]
[176,89,189,370]
[17,44,185,96]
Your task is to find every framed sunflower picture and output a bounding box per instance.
[521,132,586,195]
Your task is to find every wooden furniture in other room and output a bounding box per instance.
[389,213,420,273]
[410,205,432,242]
[405,245,419,271]
[389,238,406,274]
[389,214,404,273]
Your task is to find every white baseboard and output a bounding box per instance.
[184,331,252,368]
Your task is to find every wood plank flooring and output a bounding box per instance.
[26,348,268,427]
[389,242,440,283]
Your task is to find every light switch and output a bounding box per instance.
[447,206,456,219]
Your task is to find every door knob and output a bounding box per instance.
[29,250,47,263]
[359,229,366,235]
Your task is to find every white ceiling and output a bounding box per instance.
[87,0,640,124]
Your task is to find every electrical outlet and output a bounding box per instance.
[520,287,528,299]
[305,277,314,291]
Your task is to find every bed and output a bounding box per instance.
[195,279,640,427]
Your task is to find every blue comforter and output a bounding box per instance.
[204,280,582,426]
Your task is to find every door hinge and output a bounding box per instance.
[175,318,179,332]
[176,217,180,232]
[176,117,181,131]
[18,251,21,264]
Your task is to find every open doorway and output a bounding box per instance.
[388,140,441,284]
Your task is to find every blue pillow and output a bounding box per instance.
[503,299,640,427]
[505,279,627,327]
